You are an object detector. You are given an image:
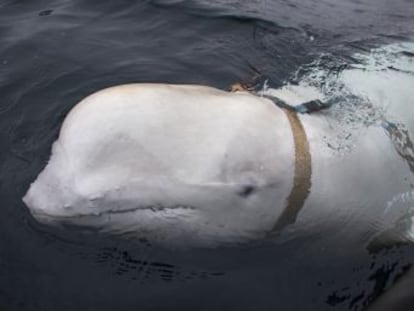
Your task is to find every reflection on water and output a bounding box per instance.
[0,0,414,310]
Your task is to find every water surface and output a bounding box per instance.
[1,0,414,310]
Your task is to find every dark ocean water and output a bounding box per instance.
[1,0,414,310]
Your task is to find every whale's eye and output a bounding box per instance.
[238,184,256,198]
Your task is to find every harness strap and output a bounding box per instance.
[270,108,312,234]
[262,94,331,114]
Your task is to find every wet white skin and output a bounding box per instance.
[24,84,296,246]
[23,83,413,247]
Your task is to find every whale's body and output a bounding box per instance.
[23,83,414,247]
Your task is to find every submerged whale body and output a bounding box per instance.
[23,83,414,247]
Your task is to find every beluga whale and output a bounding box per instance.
[23,82,414,248]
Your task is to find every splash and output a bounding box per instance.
[263,40,414,153]
[340,41,414,129]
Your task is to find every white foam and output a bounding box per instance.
[339,42,414,134]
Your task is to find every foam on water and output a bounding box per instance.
[262,41,414,146]
[340,42,414,131]
[269,40,414,244]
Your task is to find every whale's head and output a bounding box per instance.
[22,84,302,247]
[22,138,291,247]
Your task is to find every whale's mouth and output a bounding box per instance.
[29,204,196,226]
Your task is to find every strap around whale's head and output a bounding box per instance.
[269,108,312,234]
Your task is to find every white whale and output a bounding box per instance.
[23,83,414,247]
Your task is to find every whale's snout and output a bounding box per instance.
[23,142,79,224]
[23,178,67,225]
